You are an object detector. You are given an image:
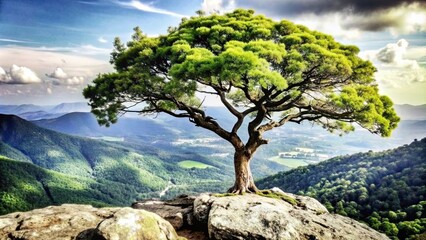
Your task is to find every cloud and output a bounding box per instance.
[0,38,37,44]
[209,1,426,37]
[35,44,111,56]
[64,76,85,85]
[46,67,85,85]
[0,46,113,104]
[0,65,42,84]
[46,67,68,79]
[376,39,420,69]
[201,0,235,14]
[360,39,426,88]
[341,3,426,34]
[234,0,424,16]
[98,36,108,43]
[0,46,112,78]
[116,0,186,18]
[0,67,9,82]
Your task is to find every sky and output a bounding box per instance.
[0,0,425,106]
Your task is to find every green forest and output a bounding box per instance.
[0,114,230,214]
[1,114,425,239]
[258,138,426,239]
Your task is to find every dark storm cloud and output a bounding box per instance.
[237,0,422,16]
[342,16,401,32]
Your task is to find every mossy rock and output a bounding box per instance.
[257,190,299,206]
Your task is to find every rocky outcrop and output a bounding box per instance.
[203,194,388,240]
[132,195,196,230]
[0,204,183,240]
[0,189,389,240]
[133,189,389,240]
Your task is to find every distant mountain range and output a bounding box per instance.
[1,102,425,169]
[0,102,90,120]
[1,102,425,121]
[33,112,176,138]
[393,104,426,120]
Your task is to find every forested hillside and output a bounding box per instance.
[258,138,426,239]
[0,114,230,214]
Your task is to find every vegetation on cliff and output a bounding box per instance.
[258,138,426,239]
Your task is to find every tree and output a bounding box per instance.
[83,9,400,194]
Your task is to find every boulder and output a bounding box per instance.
[203,194,389,240]
[0,204,184,240]
[193,194,216,224]
[132,195,196,230]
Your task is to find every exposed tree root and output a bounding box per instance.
[227,184,260,194]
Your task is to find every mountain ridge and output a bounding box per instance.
[257,138,426,239]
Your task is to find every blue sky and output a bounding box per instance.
[0,0,425,105]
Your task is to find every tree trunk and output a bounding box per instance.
[227,150,259,194]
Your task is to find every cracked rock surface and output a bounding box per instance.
[0,204,183,240]
[199,193,389,240]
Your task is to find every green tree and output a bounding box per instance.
[83,9,399,193]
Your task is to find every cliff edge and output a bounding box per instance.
[0,188,388,240]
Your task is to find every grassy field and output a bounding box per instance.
[268,156,308,168]
[178,160,214,169]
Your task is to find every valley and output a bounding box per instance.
[0,103,425,239]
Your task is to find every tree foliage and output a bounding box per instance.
[84,9,398,136]
[84,9,399,193]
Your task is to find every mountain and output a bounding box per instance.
[0,102,90,120]
[48,102,90,114]
[257,138,426,239]
[0,114,231,214]
[32,106,426,174]
[0,104,51,115]
[394,104,426,120]
[32,111,289,176]
[0,156,113,214]
[33,112,176,138]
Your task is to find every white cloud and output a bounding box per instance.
[292,13,362,39]
[98,36,108,43]
[0,67,8,81]
[0,65,42,84]
[0,38,37,44]
[64,76,85,85]
[46,67,85,85]
[46,67,68,79]
[0,46,112,78]
[201,0,236,14]
[117,0,186,18]
[360,39,426,88]
[375,39,420,70]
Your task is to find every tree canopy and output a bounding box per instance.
[83,9,400,193]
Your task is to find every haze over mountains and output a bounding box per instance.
[1,102,425,170]
[1,102,421,159]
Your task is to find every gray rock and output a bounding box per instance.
[205,194,389,240]
[132,195,195,230]
[271,187,329,213]
[193,193,216,224]
[0,204,183,240]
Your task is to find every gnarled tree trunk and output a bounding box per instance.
[228,150,259,194]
